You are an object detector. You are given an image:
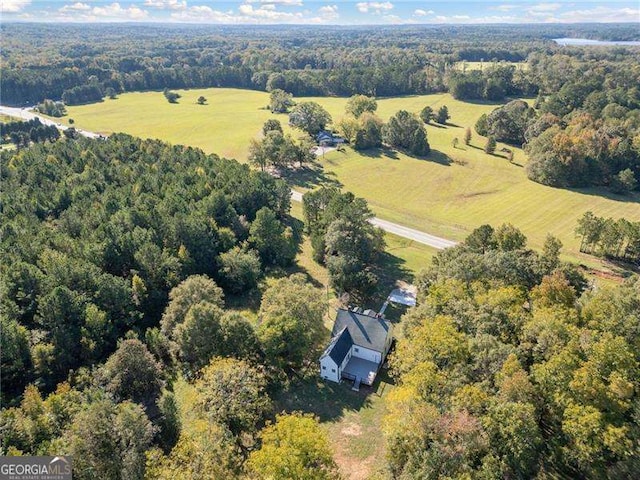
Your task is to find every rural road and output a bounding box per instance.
[290,191,457,250]
[2,105,458,251]
[0,105,102,139]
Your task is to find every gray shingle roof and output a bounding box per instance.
[332,308,391,353]
[321,327,353,365]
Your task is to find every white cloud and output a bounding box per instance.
[470,15,520,23]
[493,4,516,12]
[319,4,337,14]
[172,2,313,23]
[356,2,393,14]
[171,5,236,22]
[59,2,91,12]
[143,0,186,10]
[245,0,304,5]
[238,3,303,20]
[1,0,31,13]
[528,3,561,13]
[550,6,640,23]
[91,2,149,19]
[414,9,434,16]
[318,4,338,20]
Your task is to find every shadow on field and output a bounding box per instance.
[357,147,399,160]
[282,162,342,190]
[427,150,452,166]
[370,250,414,307]
[566,186,640,204]
[463,98,511,106]
[274,378,372,422]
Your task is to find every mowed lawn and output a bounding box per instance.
[65,88,640,263]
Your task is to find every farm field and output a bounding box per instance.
[65,88,640,265]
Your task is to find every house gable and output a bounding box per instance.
[320,327,353,366]
[332,308,392,354]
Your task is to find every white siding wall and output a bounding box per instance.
[383,324,394,357]
[352,345,381,364]
[339,349,352,371]
[320,357,340,383]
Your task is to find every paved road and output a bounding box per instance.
[290,190,457,250]
[0,105,102,139]
[1,104,458,251]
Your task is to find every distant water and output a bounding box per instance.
[554,37,640,46]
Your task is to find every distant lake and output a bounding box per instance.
[554,37,640,46]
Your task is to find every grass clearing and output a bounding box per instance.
[274,372,394,480]
[65,88,640,266]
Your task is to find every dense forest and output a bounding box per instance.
[1,23,638,106]
[386,228,640,478]
[0,134,293,400]
[0,130,396,478]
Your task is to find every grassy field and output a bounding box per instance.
[65,88,640,266]
[64,88,283,160]
[274,373,393,480]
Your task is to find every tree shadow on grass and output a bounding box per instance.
[461,98,509,106]
[426,149,453,166]
[225,288,263,313]
[369,249,414,310]
[281,162,342,190]
[274,377,372,422]
[564,186,640,205]
[357,147,399,160]
[359,146,452,166]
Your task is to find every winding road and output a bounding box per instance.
[290,191,457,250]
[0,105,101,139]
[2,105,458,250]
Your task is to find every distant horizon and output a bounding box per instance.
[3,20,640,27]
[2,1,639,25]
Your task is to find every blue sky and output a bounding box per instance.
[2,1,639,24]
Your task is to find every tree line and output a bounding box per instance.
[4,23,637,106]
[576,211,640,264]
[470,57,640,193]
[0,118,60,149]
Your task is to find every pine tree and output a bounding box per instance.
[484,136,496,154]
[464,127,472,145]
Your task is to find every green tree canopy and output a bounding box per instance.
[248,413,340,480]
[289,102,332,136]
[102,338,163,405]
[195,357,272,437]
[345,94,377,118]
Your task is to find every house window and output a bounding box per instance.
[331,368,336,373]
[322,366,326,370]
[354,347,359,353]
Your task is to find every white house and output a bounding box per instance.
[319,307,394,389]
